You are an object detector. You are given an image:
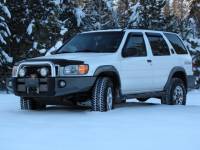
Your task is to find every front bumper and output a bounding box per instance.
[12,77,96,97]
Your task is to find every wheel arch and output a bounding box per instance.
[94,65,121,94]
[164,67,187,91]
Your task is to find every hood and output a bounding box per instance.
[43,53,115,61]
[15,53,116,66]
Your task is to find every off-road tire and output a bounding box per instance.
[20,97,46,110]
[161,78,186,105]
[91,77,114,112]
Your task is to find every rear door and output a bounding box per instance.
[145,32,177,91]
[120,32,154,94]
[164,33,193,76]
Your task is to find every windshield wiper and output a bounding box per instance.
[74,49,93,53]
[52,49,103,54]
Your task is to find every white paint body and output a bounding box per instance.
[39,29,193,95]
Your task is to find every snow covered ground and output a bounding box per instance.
[0,90,200,150]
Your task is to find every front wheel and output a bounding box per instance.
[91,77,114,112]
[161,78,186,105]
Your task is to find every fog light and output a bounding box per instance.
[59,80,66,88]
[8,81,13,87]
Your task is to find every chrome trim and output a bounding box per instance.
[15,61,56,77]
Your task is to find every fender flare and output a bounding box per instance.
[164,66,187,91]
[94,65,121,88]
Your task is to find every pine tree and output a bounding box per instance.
[83,0,118,30]
[189,0,200,36]
[172,0,191,38]
[0,2,12,66]
[163,0,178,32]
[138,0,166,30]
[127,0,142,29]
[0,1,12,90]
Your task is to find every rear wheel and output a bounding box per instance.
[91,77,114,112]
[20,97,46,110]
[161,78,186,105]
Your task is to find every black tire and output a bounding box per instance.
[20,97,46,110]
[137,98,149,102]
[91,77,114,112]
[161,78,186,105]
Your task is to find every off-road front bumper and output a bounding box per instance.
[12,77,96,97]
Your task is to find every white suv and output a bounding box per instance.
[12,29,195,112]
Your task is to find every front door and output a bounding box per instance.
[120,32,154,94]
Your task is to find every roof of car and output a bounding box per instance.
[82,29,177,35]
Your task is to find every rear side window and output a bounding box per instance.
[164,33,188,54]
[146,33,170,56]
[122,33,147,57]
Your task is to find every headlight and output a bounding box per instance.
[40,67,49,77]
[19,67,26,77]
[12,66,18,77]
[63,65,89,75]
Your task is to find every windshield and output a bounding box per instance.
[56,31,124,54]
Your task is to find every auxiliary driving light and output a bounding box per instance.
[19,68,26,77]
[40,67,49,77]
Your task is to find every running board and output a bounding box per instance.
[121,91,165,99]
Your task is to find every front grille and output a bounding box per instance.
[23,65,52,78]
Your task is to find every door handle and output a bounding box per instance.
[147,59,152,63]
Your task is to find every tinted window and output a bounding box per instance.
[164,33,188,54]
[123,33,147,57]
[56,32,124,54]
[146,33,170,56]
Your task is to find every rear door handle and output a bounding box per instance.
[147,59,152,63]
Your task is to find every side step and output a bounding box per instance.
[121,91,165,99]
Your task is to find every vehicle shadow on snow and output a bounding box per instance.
[115,101,159,109]
[44,101,159,112]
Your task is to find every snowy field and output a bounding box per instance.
[0,91,200,150]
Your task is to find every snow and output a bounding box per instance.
[51,0,63,5]
[46,40,63,55]
[27,19,35,35]
[1,4,11,18]
[74,7,85,27]
[39,49,47,54]
[60,26,68,35]
[0,49,13,63]
[33,41,38,49]
[0,90,200,150]
[128,2,141,25]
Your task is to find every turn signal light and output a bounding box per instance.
[78,65,89,74]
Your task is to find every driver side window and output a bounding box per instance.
[122,33,147,57]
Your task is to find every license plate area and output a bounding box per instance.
[25,78,39,94]
[25,78,39,87]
